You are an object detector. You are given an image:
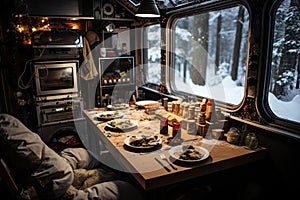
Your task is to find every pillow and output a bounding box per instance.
[0,114,74,199]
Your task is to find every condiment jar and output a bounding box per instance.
[160,117,168,135]
[188,106,195,120]
[225,127,240,144]
[182,103,189,119]
[186,119,196,135]
[172,121,181,139]
[172,101,181,115]
[244,132,258,149]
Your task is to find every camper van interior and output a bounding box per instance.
[0,0,299,199]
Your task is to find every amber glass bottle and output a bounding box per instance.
[205,99,212,121]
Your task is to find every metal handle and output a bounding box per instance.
[154,157,171,172]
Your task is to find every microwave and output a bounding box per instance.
[33,60,79,97]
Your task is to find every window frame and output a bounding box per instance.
[258,0,300,135]
[142,23,162,86]
[165,1,251,110]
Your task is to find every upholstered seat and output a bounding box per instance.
[0,114,74,199]
[0,114,144,200]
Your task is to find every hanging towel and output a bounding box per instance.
[79,37,98,80]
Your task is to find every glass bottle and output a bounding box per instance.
[160,117,168,135]
[205,99,212,121]
[163,98,168,110]
[198,112,206,125]
[172,121,181,139]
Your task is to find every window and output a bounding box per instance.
[170,5,249,106]
[144,24,161,85]
[268,0,300,123]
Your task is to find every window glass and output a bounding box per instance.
[268,0,300,123]
[171,5,249,105]
[144,24,161,85]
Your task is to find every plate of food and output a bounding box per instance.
[135,100,159,108]
[106,119,138,132]
[169,145,209,163]
[124,134,162,149]
[96,111,123,121]
[107,103,129,110]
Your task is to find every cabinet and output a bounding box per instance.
[97,56,135,107]
[93,0,134,52]
[95,0,135,21]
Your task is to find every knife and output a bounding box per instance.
[154,157,171,172]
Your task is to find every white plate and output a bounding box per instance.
[135,100,158,107]
[169,145,209,163]
[124,134,162,149]
[108,103,129,110]
[96,111,123,120]
[106,119,138,131]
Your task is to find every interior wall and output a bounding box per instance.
[230,119,300,198]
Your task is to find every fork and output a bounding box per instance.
[160,154,178,170]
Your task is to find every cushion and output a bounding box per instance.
[0,114,74,199]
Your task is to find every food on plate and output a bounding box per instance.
[166,137,183,146]
[128,135,160,147]
[108,103,129,110]
[98,111,119,118]
[107,119,133,129]
[176,145,204,160]
[135,100,159,107]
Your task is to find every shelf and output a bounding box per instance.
[100,17,135,22]
[101,83,135,89]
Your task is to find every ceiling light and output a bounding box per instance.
[135,0,160,18]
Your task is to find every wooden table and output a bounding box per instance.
[82,108,268,191]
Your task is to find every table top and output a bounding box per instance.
[83,108,268,190]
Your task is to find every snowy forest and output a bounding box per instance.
[146,0,299,122]
[271,0,300,102]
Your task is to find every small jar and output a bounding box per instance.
[194,107,200,120]
[188,106,195,120]
[244,132,258,149]
[225,127,240,144]
[181,119,187,130]
[172,101,181,115]
[182,103,189,119]
[187,119,196,135]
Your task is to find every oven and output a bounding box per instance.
[31,29,85,145]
